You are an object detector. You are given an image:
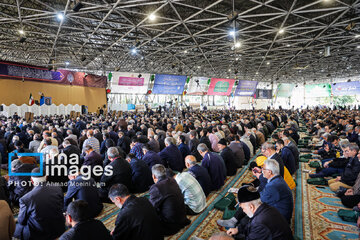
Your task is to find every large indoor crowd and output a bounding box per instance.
[0,107,359,240]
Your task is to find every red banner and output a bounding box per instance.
[207,78,235,96]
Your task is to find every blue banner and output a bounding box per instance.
[152,74,187,94]
[332,81,360,96]
[234,80,258,96]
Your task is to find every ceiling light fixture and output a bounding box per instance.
[266,61,270,65]
[229,30,235,37]
[286,44,290,47]
[57,13,64,21]
[278,28,285,34]
[131,48,137,54]
[149,13,156,21]
[65,61,69,66]
[235,42,241,48]
[18,29,25,35]
[184,50,188,54]
[355,34,360,38]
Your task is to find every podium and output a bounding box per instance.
[40,97,52,106]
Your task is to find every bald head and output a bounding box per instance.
[185,155,197,168]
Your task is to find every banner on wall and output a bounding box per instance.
[305,84,331,97]
[152,74,187,94]
[187,77,209,95]
[207,78,235,96]
[332,81,360,96]
[111,72,150,94]
[0,61,107,88]
[255,89,272,99]
[276,84,295,98]
[234,80,258,96]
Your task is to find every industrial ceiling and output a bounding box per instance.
[0,0,359,83]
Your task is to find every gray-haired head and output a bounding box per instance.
[164,137,175,146]
[197,143,208,153]
[107,147,119,159]
[261,142,275,151]
[264,159,280,176]
[151,164,166,179]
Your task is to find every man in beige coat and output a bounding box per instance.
[0,200,15,240]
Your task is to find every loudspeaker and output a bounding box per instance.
[0,105,3,111]
[81,105,88,114]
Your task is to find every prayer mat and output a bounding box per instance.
[295,162,359,240]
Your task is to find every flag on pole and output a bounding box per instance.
[29,93,34,105]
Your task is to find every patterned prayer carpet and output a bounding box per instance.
[295,161,359,240]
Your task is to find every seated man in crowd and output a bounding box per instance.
[185,155,212,197]
[158,137,184,172]
[6,159,36,205]
[14,168,65,240]
[337,150,360,208]
[226,186,294,240]
[64,170,103,219]
[197,143,226,191]
[217,138,238,176]
[60,200,111,240]
[109,184,163,240]
[142,144,164,170]
[328,143,360,192]
[166,168,207,215]
[130,137,144,160]
[149,164,190,236]
[99,147,132,201]
[276,139,296,175]
[125,153,154,193]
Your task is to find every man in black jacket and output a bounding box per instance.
[14,168,65,240]
[149,164,190,236]
[99,147,132,202]
[188,130,202,161]
[64,172,103,218]
[109,184,163,240]
[60,200,111,240]
[226,186,294,240]
[117,131,131,154]
[217,139,237,176]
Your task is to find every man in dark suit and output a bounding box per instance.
[61,139,81,165]
[217,139,238,176]
[64,171,103,218]
[83,145,103,181]
[177,135,191,162]
[149,164,190,236]
[109,184,163,240]
[142,144,164,170]
[197,143,226,191]
[261,142,284,177]
[158,137,184,172]
[14,168,65,240]
[188,130,202,161]
[125,154,154,193]
[99,147,132,202]
[117,131,131,154]
[185,155,212,196]
[60,200,111,240]
[7,159,36,205]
